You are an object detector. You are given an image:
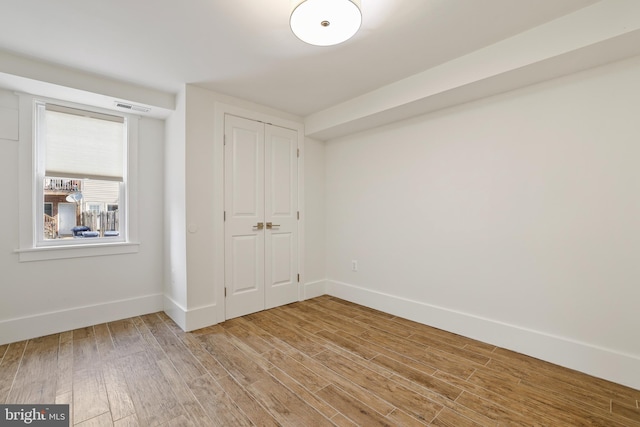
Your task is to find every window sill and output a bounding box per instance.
[15,241,140,262]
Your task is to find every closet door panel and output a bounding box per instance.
[224,115,265,319]
[264,124,299,309]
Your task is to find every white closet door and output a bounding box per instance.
[264,124,298,309]
[224,115,299,320]
[224,115,265,319]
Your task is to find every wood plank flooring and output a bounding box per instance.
[1,295,640,426]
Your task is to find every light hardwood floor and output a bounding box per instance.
[1,296,639,426]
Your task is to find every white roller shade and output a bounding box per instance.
[45,105,125,181]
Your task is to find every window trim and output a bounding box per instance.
[16,93,140,262]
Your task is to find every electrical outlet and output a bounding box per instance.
[351,260,358,272]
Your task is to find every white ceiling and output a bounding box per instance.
[0,0,598,117]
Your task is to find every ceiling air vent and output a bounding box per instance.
[114,101,151,113]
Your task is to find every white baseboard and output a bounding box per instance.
[163,295,187,330]
[163,295,218,332]
[303,279,327,300]
[0,293,164,345]
[326,279,640,391]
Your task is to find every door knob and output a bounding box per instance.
[266,222,280,229]
[253,222,264,230]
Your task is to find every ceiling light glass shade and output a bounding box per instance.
[290,0,362,46]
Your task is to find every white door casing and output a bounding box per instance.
[224,114,298,320]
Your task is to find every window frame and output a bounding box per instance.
[16,94,140,262]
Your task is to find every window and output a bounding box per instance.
[37,103,126,243]
[17,94,139,261]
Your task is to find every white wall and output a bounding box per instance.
[0,87,165,345]
[164,86,188,325]
[324,56,640,389]
[183,85,219,326]
[303,136,326,298]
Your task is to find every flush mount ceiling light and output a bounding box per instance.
[290,0,362,46]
